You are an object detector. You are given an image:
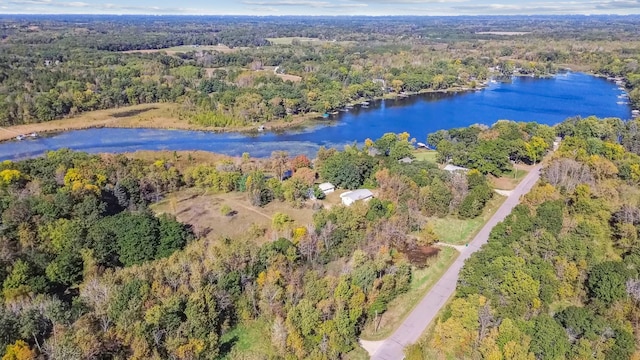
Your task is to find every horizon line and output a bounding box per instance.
[2,13,640,17]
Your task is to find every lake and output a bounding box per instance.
[0,72,632,160]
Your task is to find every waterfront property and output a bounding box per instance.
[341,189,374,206]
[319,182,335,194]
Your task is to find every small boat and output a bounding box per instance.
[257,125,265,132]
[30,132,38,138]
[617,101,628,105]
[330,111,339,115]
[361,101,370,106]
[15,135,25,141]
[322,113,330,118]
[345,104,354,109]
[619,87,626,91]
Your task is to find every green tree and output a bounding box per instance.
[525,136,549,164]
[587,261,629,306]
[112,212,160,266]
[157,214,193,259]
[530,314,570,360]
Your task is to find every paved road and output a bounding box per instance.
[369,164,543,360]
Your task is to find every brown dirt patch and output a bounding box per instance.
[152,189,317,243]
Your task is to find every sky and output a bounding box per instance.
[1,0,640,16]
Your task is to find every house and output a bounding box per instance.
[443,164,469,172]
[318,182,335,194]
[398,157,414,164]
[340,189,374,206]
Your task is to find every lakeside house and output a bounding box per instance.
[443,164,469,172]
[318,182,335,195]
[340,189,374,206]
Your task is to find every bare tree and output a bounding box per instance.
[79,278,113,333]
[543,158,595,192]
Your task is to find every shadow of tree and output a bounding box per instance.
[111,107,158,118]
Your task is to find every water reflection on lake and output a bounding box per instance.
[0,72,632,160]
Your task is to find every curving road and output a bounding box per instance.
[368,164,543,360]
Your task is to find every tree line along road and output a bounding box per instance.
[367,163,544,360]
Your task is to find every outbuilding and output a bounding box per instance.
[318,182,335,194]
[443,164,469,173]
[340,189,374,206]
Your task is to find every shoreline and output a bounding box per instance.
[0,108,324,144]
[1,71,634,144]
[0,85,483,144]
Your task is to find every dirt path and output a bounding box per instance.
[368,163,543,359]
[233,202,272,220]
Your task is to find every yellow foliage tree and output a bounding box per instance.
[2,340,36,360]
[0,169,23,185]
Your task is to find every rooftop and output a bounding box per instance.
[340,189,374,201]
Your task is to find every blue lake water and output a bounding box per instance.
[0,72,632,160]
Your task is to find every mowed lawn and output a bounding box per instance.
[412,149,438,163]
[430,194,507,245]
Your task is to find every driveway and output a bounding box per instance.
[368,164,543,359]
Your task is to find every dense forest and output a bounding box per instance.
[409,116,640,359]
[0,15,638,128]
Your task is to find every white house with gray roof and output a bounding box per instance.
[340,189,374,206]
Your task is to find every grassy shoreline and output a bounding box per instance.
[0,103,324,143]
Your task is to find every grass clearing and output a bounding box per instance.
[430,194,506,245]
[219,319,278,359]
[412,149,437,163]
[360,246,459,341]
[345,345,371,360]
[151,189,316,243]
[490,166,529,190]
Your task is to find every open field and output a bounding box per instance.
[151,188,317,242]
[122,44,242,55]
[430,194,506,245]
[258,66,303,83]
[121,150,238,170]
[412,149,437,163]
[360,246,459,341]
[219,319,278,359]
